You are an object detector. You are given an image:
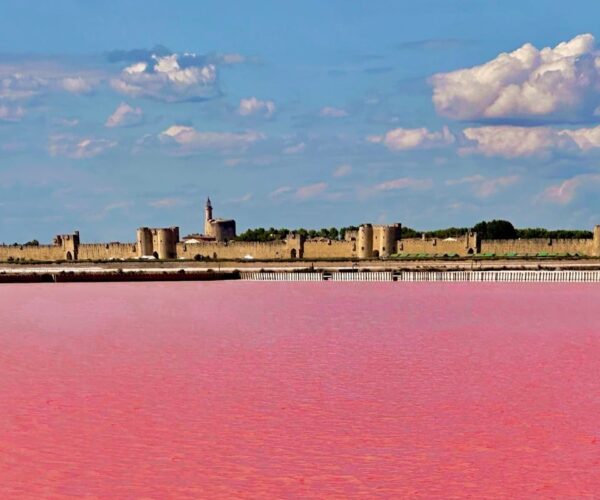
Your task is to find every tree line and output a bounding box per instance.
[236,220,593,242]
[236,226,359,242]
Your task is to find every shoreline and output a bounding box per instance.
[2,259,600,283]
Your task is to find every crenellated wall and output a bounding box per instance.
[302,239,356,259]
[78,243,138,260]
[0,231,80,261]
[0,244,65,261]
[178,240,291,260]
[1,225,599,262]
[178,232,306,260]
[480,239,594,255]
[399,233,478,256]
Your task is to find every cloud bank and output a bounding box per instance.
[372,177,433,191]
[368,126,454,151]
[48,135,116,159]
[105,102,143,128]
[160,125,264,153]
[431,33,600,121]
[238,97,275,117]
[446,174,519,197]
[541,174,600,204]
[462,124,600,157]
[320,106,348,118]
[0,104,25,122]
[110,53,218,102]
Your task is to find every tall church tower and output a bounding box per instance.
[204,197,213,236]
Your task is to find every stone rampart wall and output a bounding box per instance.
[78,243,138,260]
[302,240,356,259]
[480,239,593,255]
[399,238,471,256]
[0,244,65,261]
[177,240,293,260]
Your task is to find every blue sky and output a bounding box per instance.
[2,0,600,242]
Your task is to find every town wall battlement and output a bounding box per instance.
[177,240,293,260]
[480,238,594,256]
[0,231,80,261]
[0,244,65,261]
[303,239,356,259]
[78,243,138,260]
[399,232,479,256]
[1,209,599,262]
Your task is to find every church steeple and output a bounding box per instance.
[204,197,213,236]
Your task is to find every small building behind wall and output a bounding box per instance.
[136,227,180,259]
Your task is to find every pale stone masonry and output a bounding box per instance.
[1,199,600,261]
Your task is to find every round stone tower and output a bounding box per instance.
[136,227,153,257]
[378,224,399,258]
[156,228,173,259]
[593,225,600,257]
[357,224,373,259]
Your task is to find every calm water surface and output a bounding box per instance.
[1,282,599,498]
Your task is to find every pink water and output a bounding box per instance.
[1,282,599,498]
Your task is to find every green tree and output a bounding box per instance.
[401,227,420,238]
[340,225,358,240]
[473,220,517,240]
[516,228,593,239]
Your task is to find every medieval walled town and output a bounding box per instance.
[1,198,600,262]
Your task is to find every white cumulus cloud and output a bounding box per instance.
[283,142,306,154]
[446,174,520,197]
[160,125,265,152]
[218,53,246,65]
[320,106,348,118]
[462,124,600,157]
[295,182,328,200]
[431,33,600,121]
[372,177,433,191]
[333,164,352,178]
[105,102,143,128]
[540,174,600,204]
[269,186,293,199]
[368,126,454,151]
[238,97,275,117]
[60,76,95,94]
[48,135,116,159]
[0,58,101,101]
[149,198,182,208]
[0,104,25,122]
[111,53,218,102]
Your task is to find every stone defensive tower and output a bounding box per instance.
[203,197,236,242]
[53,231,80,260]
[285,231,305,259]
[594,225,600,257]
[357,224,373,259]
[465,231,480,254]
[136,227,179,259]
[373,224,401,258]
[357,223,401,258]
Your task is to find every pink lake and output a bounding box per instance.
[1,282,599,498]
